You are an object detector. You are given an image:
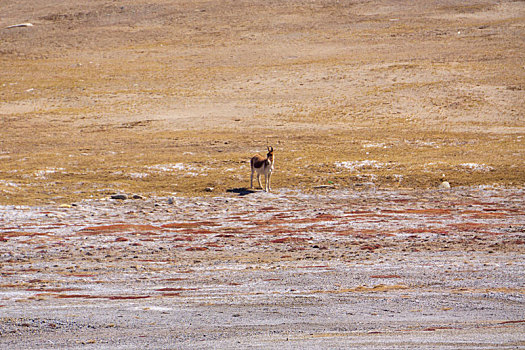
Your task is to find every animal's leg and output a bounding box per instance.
[257,174,262,189]
[267,172,272,192]
[250,168,254,188]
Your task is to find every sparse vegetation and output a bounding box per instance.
[0,0,523,205]
[1,2,524,348]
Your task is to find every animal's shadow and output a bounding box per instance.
[227,188,256,196]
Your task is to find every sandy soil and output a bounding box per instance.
[1,0,524,348]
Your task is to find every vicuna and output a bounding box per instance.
[250,146,274,192]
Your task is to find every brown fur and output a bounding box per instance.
[250,154,267,169]
[250,147,274,192]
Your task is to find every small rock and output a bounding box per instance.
[111,194,127,200]
[59,204,72,208]
[205,187,214,192]
[439,174,451,189]
[354,182,376,190]
[313,185,335,189]
[439,181,451,189]
[167,197,174,204]
[5,23,33,29]
[132,194,144,200]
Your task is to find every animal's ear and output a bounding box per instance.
[268,146,273,152]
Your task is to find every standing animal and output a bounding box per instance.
[250,146,274,192]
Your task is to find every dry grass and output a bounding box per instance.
[0,0,524,205]
[1,125,522,205]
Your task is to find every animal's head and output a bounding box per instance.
[267,146,274,161]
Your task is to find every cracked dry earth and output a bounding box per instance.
[1,187,524,349]
[0,187,525,349]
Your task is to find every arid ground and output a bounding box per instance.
[1,0,524,348]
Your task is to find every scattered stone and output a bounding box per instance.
[205,187,214,192]
[5,23,33,29]
[440,181,451,189]
[132,194,144,200]
[439,173,451,189]
[354,182,376,189]
[111,194,128,200]
[313,185,335,189]
[168,197,175,204]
